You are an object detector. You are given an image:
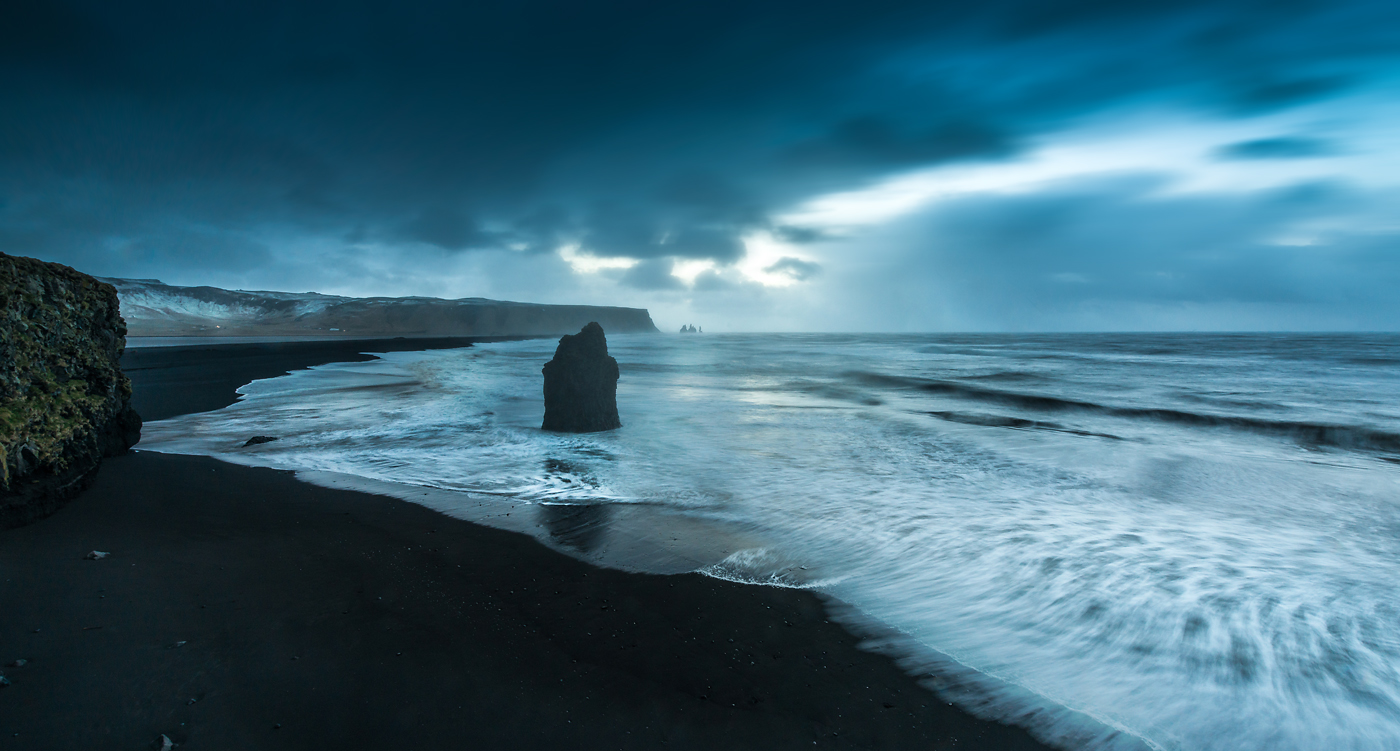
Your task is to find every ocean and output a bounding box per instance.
[139,333,1400,750]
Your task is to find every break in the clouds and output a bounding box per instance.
[2,0,1398,330]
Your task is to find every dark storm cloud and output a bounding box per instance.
[393,207,498,251]
[1,0,1397,284]
[783,118,1013,174]
[620,259,684,291]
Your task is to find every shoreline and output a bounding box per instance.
[1,338,1056,749]
[121,336,518,421]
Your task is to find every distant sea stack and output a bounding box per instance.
[541,323,621,433]
[1,253,142,527]
[102,277,660,338]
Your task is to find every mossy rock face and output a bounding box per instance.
[1,252,142,527]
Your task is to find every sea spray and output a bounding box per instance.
[139,333,1400,750]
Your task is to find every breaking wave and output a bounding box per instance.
[855,372,1400,456]
[139,333,1400,750]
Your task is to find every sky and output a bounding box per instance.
[3,0,1398,331]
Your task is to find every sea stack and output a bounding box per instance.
[541,322,621,433]
[1,252,142,527]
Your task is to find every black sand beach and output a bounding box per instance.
[0,340,1053,750]
[121,337,507,421]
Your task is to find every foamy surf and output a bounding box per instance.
[139,333,1400,750]
[697,548,850,589]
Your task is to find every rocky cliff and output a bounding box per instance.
[103,278,660,338]
[1,253,142,527]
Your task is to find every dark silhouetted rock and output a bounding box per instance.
[243,435,279,447]
[1,253,142,528]
[541,322,621,433]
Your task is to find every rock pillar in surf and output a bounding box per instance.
[541,322,621,433]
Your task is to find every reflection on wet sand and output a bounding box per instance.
[539,503,612,553]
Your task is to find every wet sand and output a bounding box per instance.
[121,336,506,421]
[0,339,1053,750]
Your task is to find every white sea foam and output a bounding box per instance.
[697,548,851,589]
[139,333,1400,750]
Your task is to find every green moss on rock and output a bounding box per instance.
[1,252,142,526]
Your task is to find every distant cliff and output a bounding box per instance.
[1,253,142,527]
[102,278,660,338]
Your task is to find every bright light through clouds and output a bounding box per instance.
[10,0,1399,332]
[736,233,809,287]
[563,98,1400,294]
[670,259,716,284]
[550,91,1400,332]
[780,99,1400,235]
[558,244,637,274]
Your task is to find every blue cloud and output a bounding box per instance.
[1,0,1397,328]
[620,259,684,290]
[838,176,1400,330]
[765,257,824,281]
[1215,137,1338,160]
